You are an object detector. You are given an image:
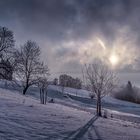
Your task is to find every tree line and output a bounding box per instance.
[59,74,82,89]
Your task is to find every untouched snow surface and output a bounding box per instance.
[0,88,140,140]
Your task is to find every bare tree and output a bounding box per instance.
[59,74,66,95]
[85,60,117,116]
[14,40,49,95]
[39,77,49,104]
[0,26,14,56]
[0,26,15,79]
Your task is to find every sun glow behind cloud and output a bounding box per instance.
[109,53,119,66]
[79,35,137,67]
[52,26,139,71]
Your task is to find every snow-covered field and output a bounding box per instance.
[0,86,140,140]
[0,88,91,140]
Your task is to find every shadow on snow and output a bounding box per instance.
[63,115,102,140]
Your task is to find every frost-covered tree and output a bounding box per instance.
[85,60,116,116]
[114,81,137,103]
[14,40,49,95]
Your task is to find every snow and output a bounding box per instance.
[85,117,140,140]
[0,82,140,139]
[48,85,91,98]
[103,96,140,107]
[0,88,91,140]
[47,86,140,121]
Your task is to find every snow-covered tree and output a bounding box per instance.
[85,60,117,116]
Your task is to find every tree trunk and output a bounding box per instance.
[98,93,102,116]
[23,86,29,95]
[45,90,47,104]
[98,103,102,116]
[42,88,44,104]
[96,98,99,115]
[40,88,47,104]
[40,88,42,104]
[96,93,102,116]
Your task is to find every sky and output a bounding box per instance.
[1,0,140,83]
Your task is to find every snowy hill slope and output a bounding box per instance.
[1,80,140,116]
[0,88,91,140]
[0,88,140,140]
[0,81,140,122]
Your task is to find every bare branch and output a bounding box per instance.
[84,59,117,116]
[13,40,49,95]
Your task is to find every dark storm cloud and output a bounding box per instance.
[0,0,140,74]
[1,0,139,42]
[0,0,77,41]
[74,0,140,41]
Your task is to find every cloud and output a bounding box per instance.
[53,29,139,70]
[0,0,140,74]
[0,0,137,41]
